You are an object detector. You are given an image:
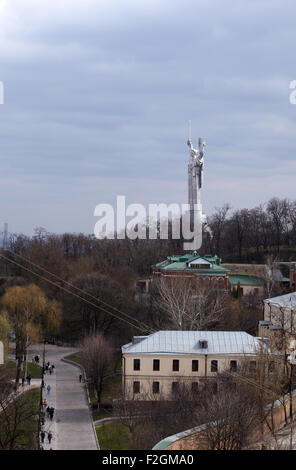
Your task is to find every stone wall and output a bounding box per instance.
[155,391,296,450]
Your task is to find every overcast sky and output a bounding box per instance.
[0,0,296,236]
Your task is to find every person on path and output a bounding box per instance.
[27,375,31,385]
[47,385,51,395]
[21,377,25,387]
[46,405,51,418]
[48,432,53,444]
[51,364,55,373]
[40,431,45,443]
[79,374,82,383]
[49,407,54,421]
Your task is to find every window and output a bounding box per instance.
[211,360,218,372]
[133,381,140,394]
[153,359,160,371]
[152,382,160,394]
[173,359,179,371]
[212,382,218,394]
[230,360,237,372]
[191,382,199,393]
[133,359,140,371]
[192,360,199,372]
[172,382,179,393]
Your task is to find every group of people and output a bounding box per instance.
[40,430,53,445]
[21,374,32,386]
[44,361,55,375]
[42,399,55,421]
[39,362,56,450]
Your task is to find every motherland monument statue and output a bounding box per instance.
[184,121,212,251]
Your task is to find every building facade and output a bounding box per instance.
[264,291,296,334]
[122,330,262,401]
[152,253,229,289]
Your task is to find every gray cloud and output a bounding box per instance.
[0,0,296,235]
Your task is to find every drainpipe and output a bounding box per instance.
[123,355,126,398]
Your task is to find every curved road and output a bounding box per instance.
[28,344,99,451]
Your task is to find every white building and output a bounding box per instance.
[122,330,263,400]
[264,292,296,333]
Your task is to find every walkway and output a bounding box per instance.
[28,344,99,451]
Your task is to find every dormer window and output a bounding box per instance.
[188,258,212,269]
[199,340,208,349]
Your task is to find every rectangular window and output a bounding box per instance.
[152,381,160,394]
[211,360,218,372]
[191,382,199,393]
[153,359,160,371]
[173,359,179,371]
[192,360,199,372]
[212,382,218,394]
[230,360,237,372]
[172,382,179,393]
[133,359,140,371]
[133,381,140,394]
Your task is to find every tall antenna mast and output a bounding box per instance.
[3,223,8,250]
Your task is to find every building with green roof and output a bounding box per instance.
[152,252,230,289]
[151,253,267,296]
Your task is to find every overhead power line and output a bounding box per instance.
[0,251,155,335]
[5,248,155,334]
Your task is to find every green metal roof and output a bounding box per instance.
[229,274,265,286]
[154,252,229,275]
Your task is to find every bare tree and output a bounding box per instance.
[0,371,39,450]
[80,333,115,407]
[155,277,229,330]
[191,378,261,450]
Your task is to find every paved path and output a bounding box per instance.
[27,344,99,451]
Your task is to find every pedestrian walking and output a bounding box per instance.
[26,375,31,385]
[79,374,82,383]
[49,407,54,421]
[49,367,52,375]
[46,405,51,418]
[21,377,25,387]
[48,432,53,444]
[40,431,45,443]
[51,364,55,373]
[47,385,51,395]
[43,398,48,409]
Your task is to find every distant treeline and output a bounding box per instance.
[1,197,296,280]
[0,197,293,342]
[203,197,296,264]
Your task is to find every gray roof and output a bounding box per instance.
[264,291,296,310]
[122,330,262,356]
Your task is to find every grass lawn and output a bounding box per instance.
[0,388,40,450]
[15,389,40,449]
[0,360,43,380]
[96,422,133,450]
